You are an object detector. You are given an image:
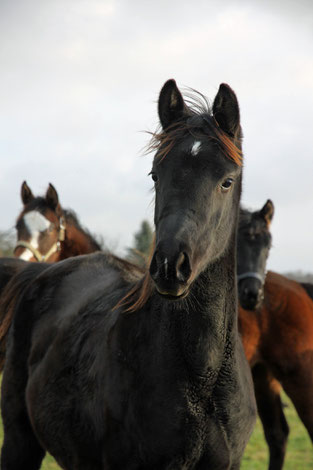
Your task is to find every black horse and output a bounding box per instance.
[236,201,313,470]
[0,79,256,469]
[237,199,274,310]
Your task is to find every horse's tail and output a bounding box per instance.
[301,282,313,302]
[0,261,48,371]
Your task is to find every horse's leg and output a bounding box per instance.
[252,364,289,470]
[279,355,313,443]
[1,359,46,469]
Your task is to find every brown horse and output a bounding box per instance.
[14,181,102,262]
[0,182,103,368]
[237,203,313,470]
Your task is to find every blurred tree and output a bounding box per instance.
[284,270,313,283]
[0,230,15,257]
[127,220,154,267]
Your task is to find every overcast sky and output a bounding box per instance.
[1,0,312,272]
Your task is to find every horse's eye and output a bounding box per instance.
[221,178,234,192]
[149,172,158,184]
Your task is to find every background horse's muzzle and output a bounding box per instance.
[238,276,264,311]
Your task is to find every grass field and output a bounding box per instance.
[0,393,311,468]
[241,394,312,469]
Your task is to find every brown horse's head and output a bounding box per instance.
[14,182,66,262]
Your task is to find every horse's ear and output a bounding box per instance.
[158,79,189,130]
[260,199,274,226]
[21,181,34,205]
[45,183,59,210]
[213,84,240,137]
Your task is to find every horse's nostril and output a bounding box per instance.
[150,250,191,285]
[149,252,159,280]
[176,252,191,283]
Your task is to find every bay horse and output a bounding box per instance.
[14,181,102,262]
[0,184,102,367]
[0,79,256,469]
[237,202,313,470]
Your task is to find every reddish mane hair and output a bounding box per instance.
[146,88,242,167]
[114,238,155,313]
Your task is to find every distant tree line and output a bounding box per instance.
[2,221,311,284]
[283,270,313,283]
[126,220,154,267]
[0,230,15,257]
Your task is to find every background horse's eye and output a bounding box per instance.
[221,178,234,192]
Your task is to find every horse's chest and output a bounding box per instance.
[105,379,223,467]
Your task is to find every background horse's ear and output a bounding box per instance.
[21,181,34,206]
[260,199,274,226]
[46,183,59,210]
[213,84,240,137]
[158,79,189,130]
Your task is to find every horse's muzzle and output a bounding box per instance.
[149,245,192,298]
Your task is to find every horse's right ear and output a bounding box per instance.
[260,199,274,226]
[21,181,34,205]
[46,183,59,210]
[213,84,240,137]
[158,79,188,130]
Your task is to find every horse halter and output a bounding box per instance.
[237,271,265,284]
[14,217,66,262]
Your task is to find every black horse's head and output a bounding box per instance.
[237,200,274,310]
[14,181,66,262]
[149,79,243,299]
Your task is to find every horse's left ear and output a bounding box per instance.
[21,181,34,206]
[45,183,59,210]
[213,84,240,137]
[260,199,274,226]
[158,79,189,130]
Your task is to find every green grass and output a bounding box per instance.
[0,393,311,468]
[241,394,312,469]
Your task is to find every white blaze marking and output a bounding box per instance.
[191,140,201,156]
[24,211,51,233]
[17,211,51,260]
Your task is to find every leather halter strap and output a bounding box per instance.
[14,217,66,262]
[237,271,265,284]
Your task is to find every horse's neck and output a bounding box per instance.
[60,224,98,259]
[150,244,238,378]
